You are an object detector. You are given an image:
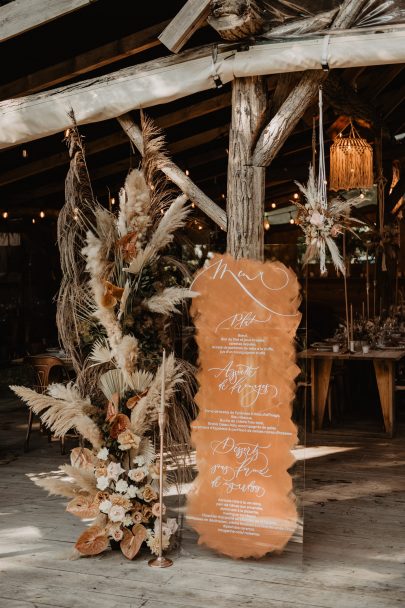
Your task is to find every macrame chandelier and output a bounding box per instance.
[329,121,373,191]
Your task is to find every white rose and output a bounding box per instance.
[128,468,145,483]
[133,455,145,466]
[107,461,125,481]
[115,479,129,494]
[97,447,109,461]
[99,499,112,514]
[309,211,325,228]
[109,505,126,523]
[127,485,138,498]
[123,515,133,527]
[96,476,109,490]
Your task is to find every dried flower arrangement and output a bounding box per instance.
[11,116,196,560]
[293,166,364,275]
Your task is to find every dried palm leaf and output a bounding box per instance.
[128,369,154,393]
[89,338,113,366]
[99,369,128,401]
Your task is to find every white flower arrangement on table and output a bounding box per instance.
[293,166,364,275]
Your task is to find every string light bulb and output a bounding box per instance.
[293,193,299,200]
[185,169,190,176]
[65,128,70,137]
[271,202,276,209]
[111,197,115,206]
[2,211,8,219]
[22,148,28,158]
[289,213,295,225]
[191,202,195,208]
[39,211,45,218]
[32,218,36,224]
[264,219,270,231]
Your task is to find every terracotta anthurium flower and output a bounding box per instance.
[126,390,147,410]
[117,231,138,262]
[106,392,119,422]
[66,495,99,519]
[109,413,131,439]
[70,447,97,469]
[75,524,109,556]
[104,280,125,301]
[120,524,147,560]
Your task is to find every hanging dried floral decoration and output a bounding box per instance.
[329,121,373,191]
[292,87,365,276]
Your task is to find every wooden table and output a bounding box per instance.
[298,348,405,437]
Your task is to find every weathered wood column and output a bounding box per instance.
[227,76,267,260]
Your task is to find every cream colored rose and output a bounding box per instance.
[109,505,126,523]
[142,485,158,503]
[117,429,141,451]
[152,502,166,517]
[128,468,145,483]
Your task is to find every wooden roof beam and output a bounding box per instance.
[0,91,231,187]
[0,0,97,43]
[158,0,211,53]
[0,20,169,100]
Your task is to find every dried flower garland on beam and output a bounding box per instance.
[12,116,196,561]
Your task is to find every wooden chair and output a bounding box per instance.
[24,355,70,454]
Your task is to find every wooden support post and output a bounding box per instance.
[117,114,227,231]
[227,76,267,260]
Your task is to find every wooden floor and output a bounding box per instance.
[0,396,404,608]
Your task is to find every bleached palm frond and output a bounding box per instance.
[11,385,102,448]
[125,195,189,275]
[33,476,83,498]
[130,353,184,435]
[326,236,345,274]
[144,287,198,315]
[99,369,128,401]
[295,165,318,209]
[60,464,97,495]
[89,338,113,366]
[138,437,157,467]
[128,369,154,393]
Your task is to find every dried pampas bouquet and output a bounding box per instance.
[293,165,365,275]
[11,114,197,560]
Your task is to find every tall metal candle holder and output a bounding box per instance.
[148,350,173,569]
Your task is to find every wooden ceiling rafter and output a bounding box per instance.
[0,20,170,100]
[0,0,97,43]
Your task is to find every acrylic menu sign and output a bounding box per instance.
[187,253,301,559]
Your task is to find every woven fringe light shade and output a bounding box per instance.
[329,123,373,191]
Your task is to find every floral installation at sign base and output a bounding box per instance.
[11,116,196,560]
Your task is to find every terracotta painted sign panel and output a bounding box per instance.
[187,254,301,559]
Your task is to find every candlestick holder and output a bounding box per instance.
[148,411,173,569]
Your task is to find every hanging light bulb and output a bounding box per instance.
[22,148,28,158]
[271,202,276,209]
[185,169,190,176]
[111,197,115,206]
[289,213,295,225]
[39,210,45,218]
[198,224,203,230]
[293,193,299,200]
[264,219,270,231]
[2,211,8,219]
[32,218,36,224]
